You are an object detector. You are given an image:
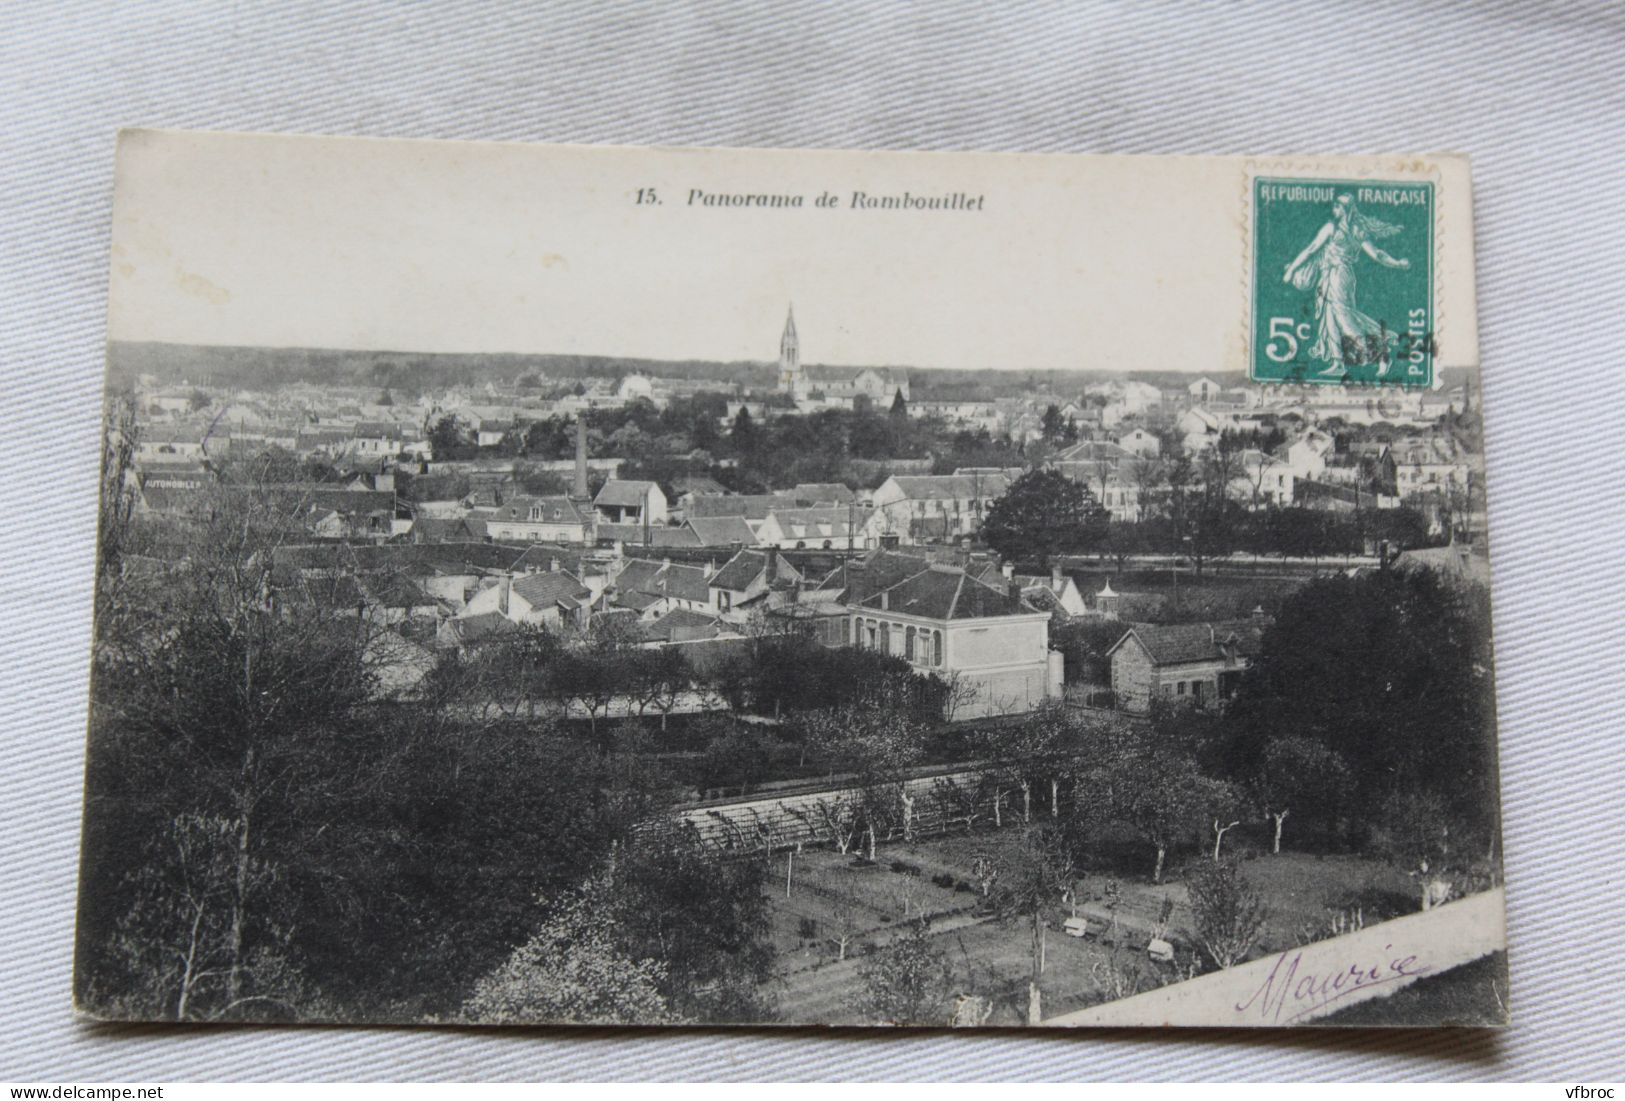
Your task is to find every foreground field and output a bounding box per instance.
[762,840,1422,1026]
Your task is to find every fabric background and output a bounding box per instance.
[2,0,1622,1082]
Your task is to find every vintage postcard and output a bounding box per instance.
[76,131,1506,1028]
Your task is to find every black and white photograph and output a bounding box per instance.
[72,132,1507,1030]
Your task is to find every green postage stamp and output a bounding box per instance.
[1250,177,1435,387]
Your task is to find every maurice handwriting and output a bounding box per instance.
[1234,945,1430,1025]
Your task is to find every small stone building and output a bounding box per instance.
[1106,617,1266,713]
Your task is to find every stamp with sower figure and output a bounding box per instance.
[1251,177,1435,387]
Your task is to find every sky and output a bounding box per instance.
[107,132,1478,374]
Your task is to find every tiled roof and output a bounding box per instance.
[788,482,856,505]
[512,571,591,610]
[594,479,659,507]
[653,563,713,603]
[655,607,721,630]
[685,515,759,546]
[710,550,799,593]
[613,558,664,592]
[1111,620,1265,666]
[825,548,935,603]
[614,558,712,604]
[509,544,586,575]
[644,608,730,643]
[687,494,784,520]
[858,564,1030,620]
[952,466,1024,479]
[596,522,701,547]
[765,506,873,542]
[885,473,1012,500]
[491,495,588,525]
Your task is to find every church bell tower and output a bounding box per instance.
[777,304,801,394]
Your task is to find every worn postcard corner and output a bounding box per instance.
[78,131,1505,1030]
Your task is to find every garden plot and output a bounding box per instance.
[765,848,982,968]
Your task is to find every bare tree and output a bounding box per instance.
[826,889,862,963]
[990,825,1076,1025]
[641,647,690,732]
[931,776,986,835]
[807,796,860,855]
[1127,455,1166,524]
[1207,781,1248,862]
[938,669,982,723]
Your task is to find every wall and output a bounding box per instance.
[947,618,1046,669]
[1110,634,1157,714]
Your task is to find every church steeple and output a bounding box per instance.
[778,304,801,393]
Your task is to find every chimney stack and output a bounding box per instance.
[766,551,778,584]
[550,557,560,573]
[1051,562,1063,591]
[1002,561,1015,580]
[572,416,590,501]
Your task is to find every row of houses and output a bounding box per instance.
[135,418,430,464]
[1046,426,1473,521]
[267,532,1069,719]
[460,470,1019,551]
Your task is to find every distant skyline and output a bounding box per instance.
[106,334,1254,380]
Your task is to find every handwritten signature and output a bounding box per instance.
[1235,945,1431,1025]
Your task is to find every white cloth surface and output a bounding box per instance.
[2,0,1623,1082]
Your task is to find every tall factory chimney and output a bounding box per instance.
[572,416,590,502]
